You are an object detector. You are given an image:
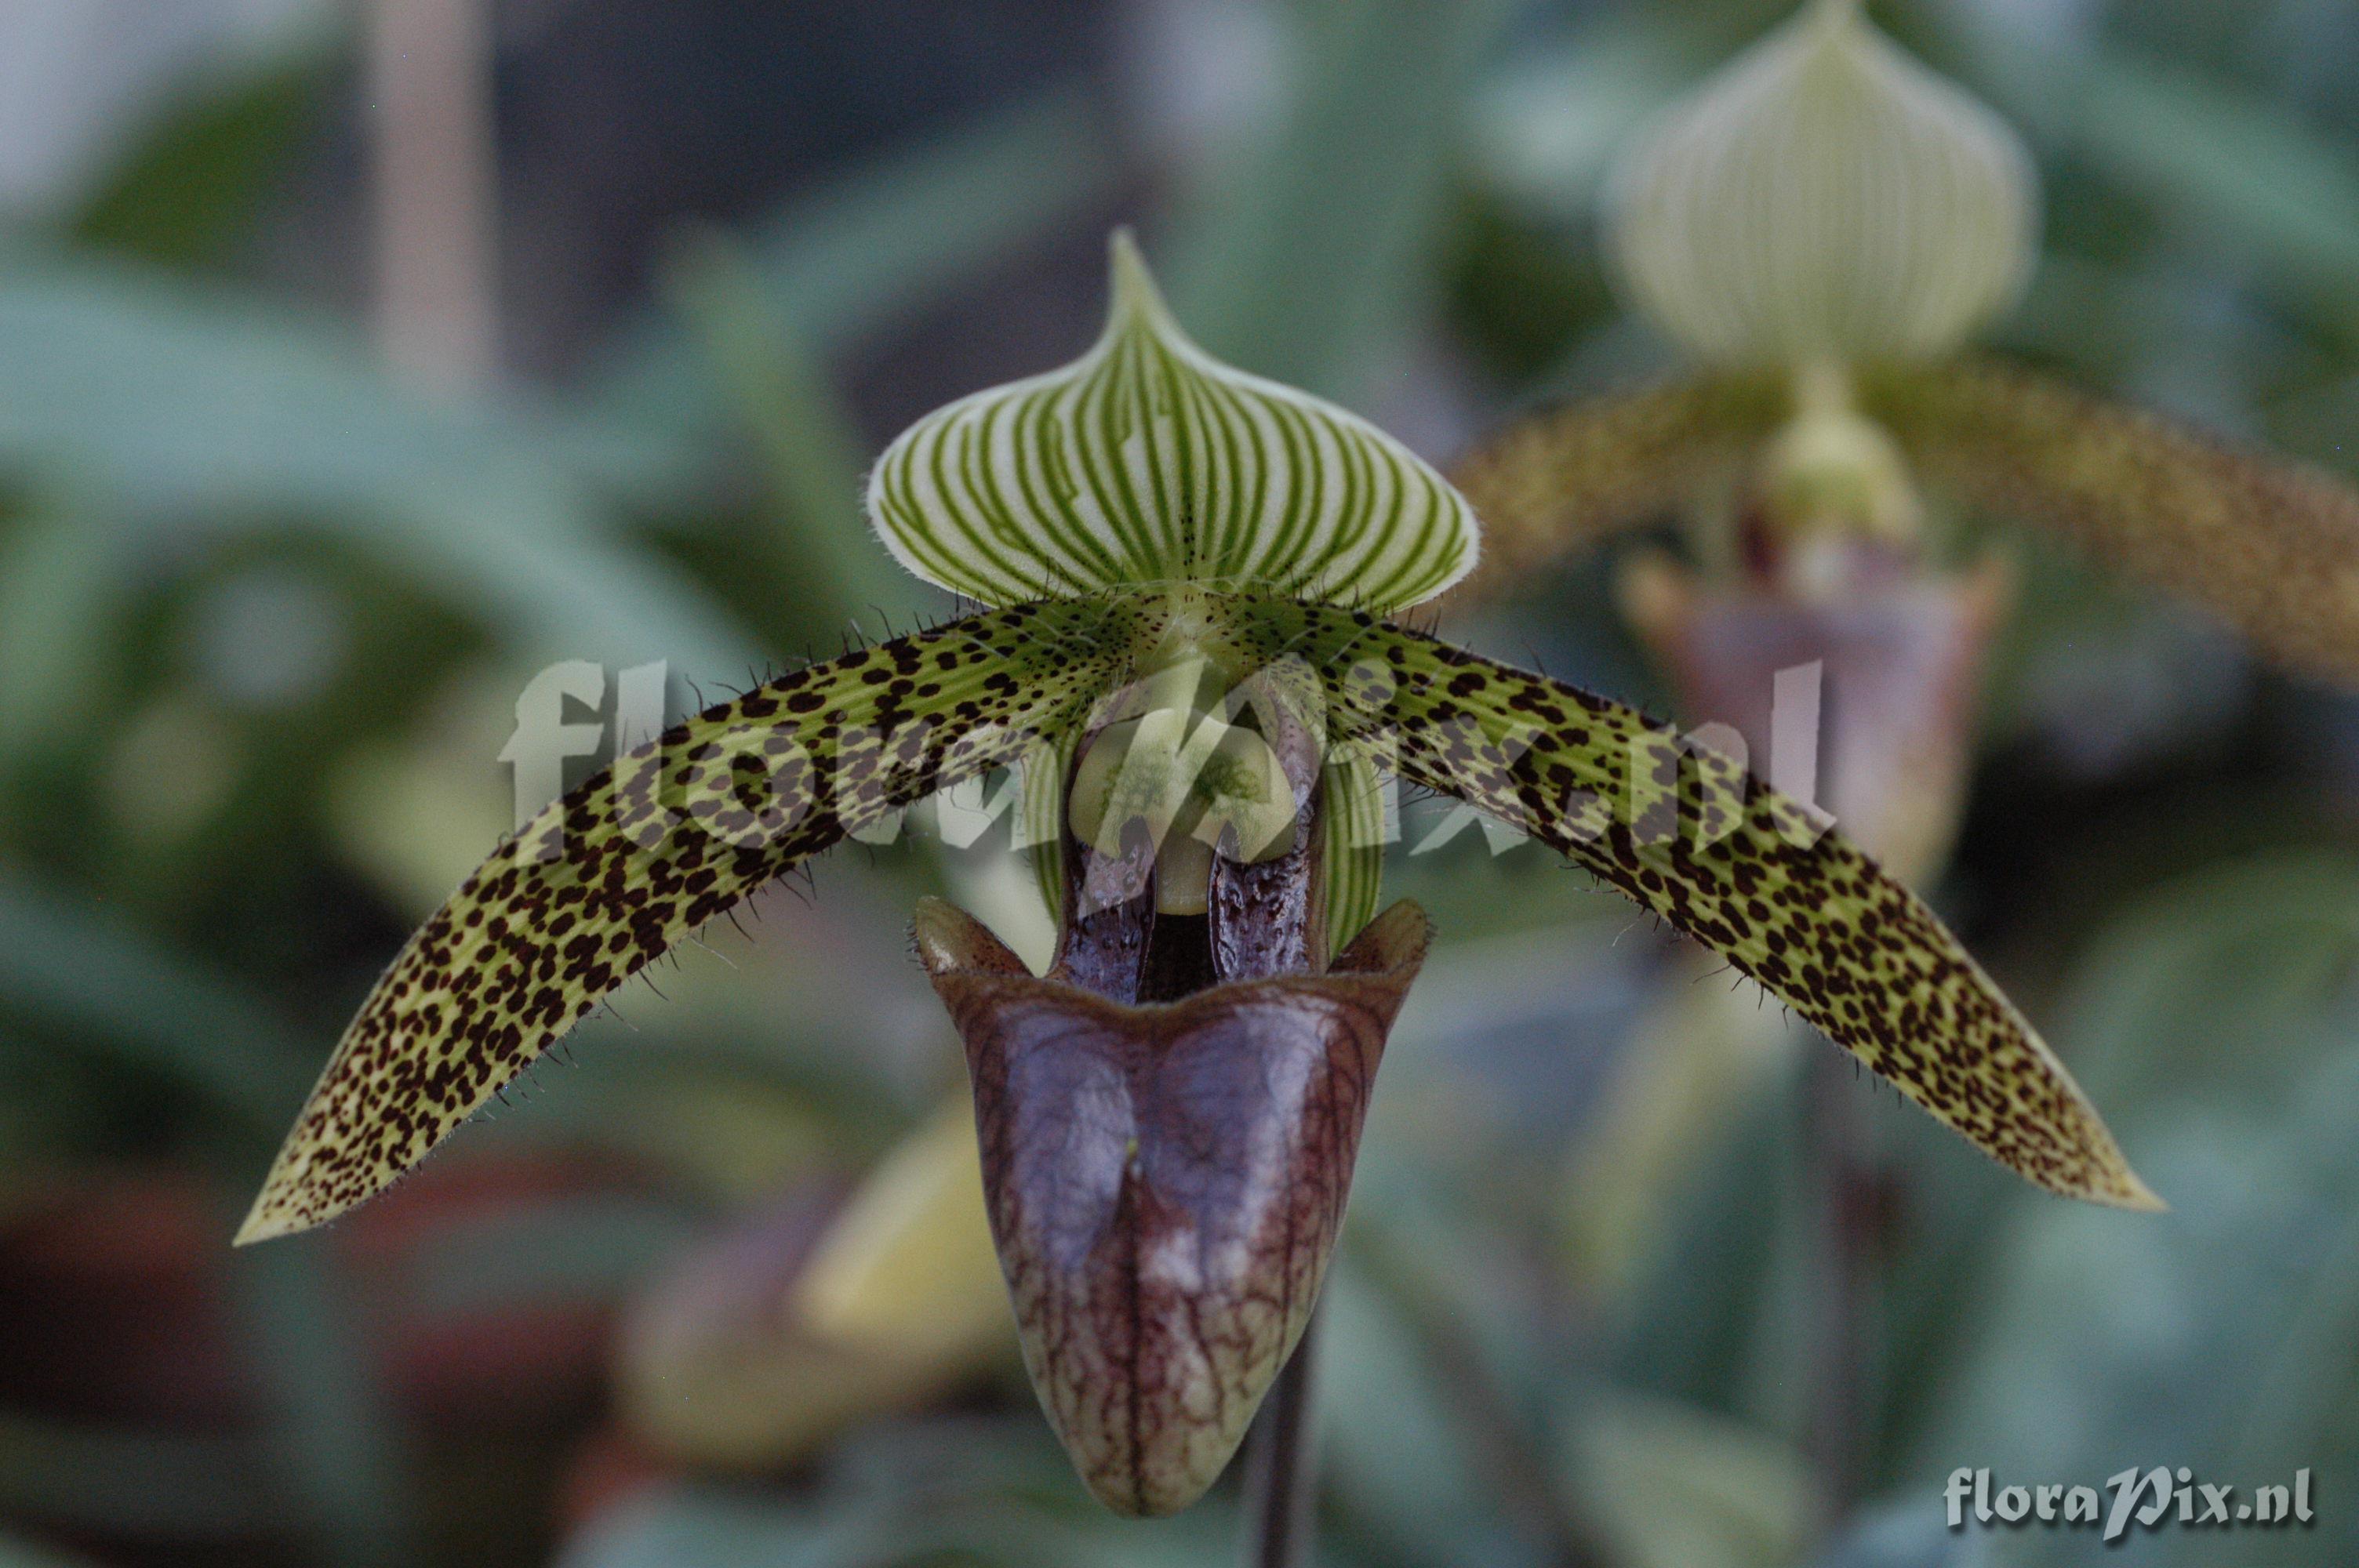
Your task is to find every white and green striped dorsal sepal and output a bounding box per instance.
[1605,0,2036,365]
[867,232,1479,612]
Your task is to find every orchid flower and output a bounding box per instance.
[1455,0,2359,695]
[1456,0,2359,1301]
[238,231,2153,1518]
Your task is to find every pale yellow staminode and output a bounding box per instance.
[794,1099,1012,1360]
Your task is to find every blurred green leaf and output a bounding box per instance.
[408,1193,698,1316]
[0,494,123,749]
[1464,20,1696,230]
[0,253,757,675]
[228,1236,413,1568]
[73,44,332,270]
[0,876,308,1133]
[1347,1209,1618,1566]
[2070,52,2359,321]
[1318,1261,1525,1568]
[1808,1497,1992,1568]
[560,1425,1233,1568]
[659,231,925,636]
[0,1411,284,1537]
[1611,1074,1796,1421]
[593,87,1125,449]
[1562,1392,1812,1568]
[2046,851,2359,1114]
[1170,0,1528,398]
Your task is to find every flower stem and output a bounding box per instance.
[1241,1311,1322,1568]
[1805,1047,1878,1529]
[366,0,498,387]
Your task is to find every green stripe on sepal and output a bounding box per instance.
[867,232,1479,612]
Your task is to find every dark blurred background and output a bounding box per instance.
[5,1,2359,1565]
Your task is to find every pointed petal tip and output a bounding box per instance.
[1947,1076,2165,1213]
[1289,601,2165,1222]
[239,605,1128,1253]
[2098,1167,2168,1214]
[231,1195,298,1247]
[234,1150,336,1246]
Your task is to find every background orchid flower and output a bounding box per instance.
[237,233,2156,1524]
[1447,2,2359,1510]
[1452,0,2359,696]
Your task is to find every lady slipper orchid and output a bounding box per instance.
[1455,0,2359,1308]
[1457,0,2359,693]
[238,233,2154,1519]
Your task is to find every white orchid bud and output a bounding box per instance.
[1605,0,2037,365]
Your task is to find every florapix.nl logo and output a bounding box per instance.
[493,655,1839,869]
[1946,1466,2314,1544]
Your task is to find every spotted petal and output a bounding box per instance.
[237,598,1135,1243]
[1860,358,2359,686]
[867,233,1478,612]
[1446,374,1784,591]
[1201,592,2156,1208]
